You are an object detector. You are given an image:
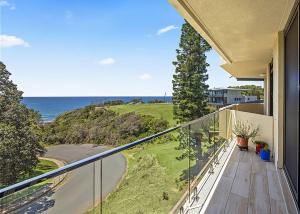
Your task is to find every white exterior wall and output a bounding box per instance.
[272,31,285,169]
[225,90,244,104]
[243,95,258,102]
[264,68,270,115]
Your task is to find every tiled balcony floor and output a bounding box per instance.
[204,147,287,214]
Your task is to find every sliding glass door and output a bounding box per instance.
[284,5,299,205]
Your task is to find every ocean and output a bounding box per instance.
[22,96,172,122]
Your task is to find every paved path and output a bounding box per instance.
[14,144,126,214]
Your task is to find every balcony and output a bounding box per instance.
[0,105,297,213]
[205,146,285,214]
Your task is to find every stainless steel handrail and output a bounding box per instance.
[0,108,229,198]
[0,126,180,198]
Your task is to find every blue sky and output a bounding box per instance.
[0,0,262,97]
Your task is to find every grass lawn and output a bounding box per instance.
[88,103,217,213]
[20,159,58,180]
[110,103,175,126]
[0,159,59,205]
[110,103,216,127]
[89,138,192,214]
[1,159,58,188]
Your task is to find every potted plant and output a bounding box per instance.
[233,121,259,151]
[260,144,270,161]
[254,141,265,154]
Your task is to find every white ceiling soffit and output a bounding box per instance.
[221,60,267,78]
[169,0,296,78]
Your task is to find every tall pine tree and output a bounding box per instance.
[172,21,211,123]
[172,21,212,174]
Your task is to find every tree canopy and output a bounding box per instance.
[0,62,45,185]
[172,21,213,169]
[172,21,211,123]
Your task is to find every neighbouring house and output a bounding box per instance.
[169,0,299,213]
[243,95,258,103]
[208,87,258,107]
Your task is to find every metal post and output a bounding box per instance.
[180,206,184,214]
[193,186,199,202]
[188,125,191,203]
[93,162,95,214]
[223,140,227,152]
[213,113,218,165]
[224,110,228,152]
[225,110,228,140]
[100,159,103,214]
[209,161,214,174]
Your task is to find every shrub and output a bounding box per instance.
[233,121,259,140]
[148,99,164,104]
[162,192,169,200]
[129,98,144,104]
[43,106,168,146]
[103,100,124,106]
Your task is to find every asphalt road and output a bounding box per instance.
[15,144,126,214]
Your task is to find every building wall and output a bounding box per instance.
[264,69,269,115]
[243,95,258,102]
[271,0,298,169]
[209,90,249,106]
[235,103,264,115]
[208,90,225,106]
[272,32,285,168]
[225,90,244,104]
[231,110,274,152]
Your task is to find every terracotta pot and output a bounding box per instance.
[237,136,248,148]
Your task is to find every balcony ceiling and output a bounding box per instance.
[169,0,296,78]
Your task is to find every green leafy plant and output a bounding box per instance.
[254,140,266,145]
[232,121,259,140]
[262,144,270,151]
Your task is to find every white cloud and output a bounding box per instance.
[0,0,16,10]
[157,25,178,35]
[97,57,115,65]
[65,10,73,19]
[0,0,9,6]
[0,35,30,48]
[139,73,151,80]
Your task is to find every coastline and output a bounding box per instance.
[23,96,173,122]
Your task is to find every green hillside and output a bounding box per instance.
[43,105,168,146]
[110,103,175,126]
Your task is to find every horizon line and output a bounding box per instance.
[23,95,173,98]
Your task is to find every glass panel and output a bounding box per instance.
[0,172,68,213]
[0,110,232,214]
[88,129,190,213]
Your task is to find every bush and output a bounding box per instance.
[162,192,169,200]
[43,106,169,146]
[148,99,164,104]
[103,100,124,106]
[129,98,144,104]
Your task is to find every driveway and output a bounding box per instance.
[14,144,126,214]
